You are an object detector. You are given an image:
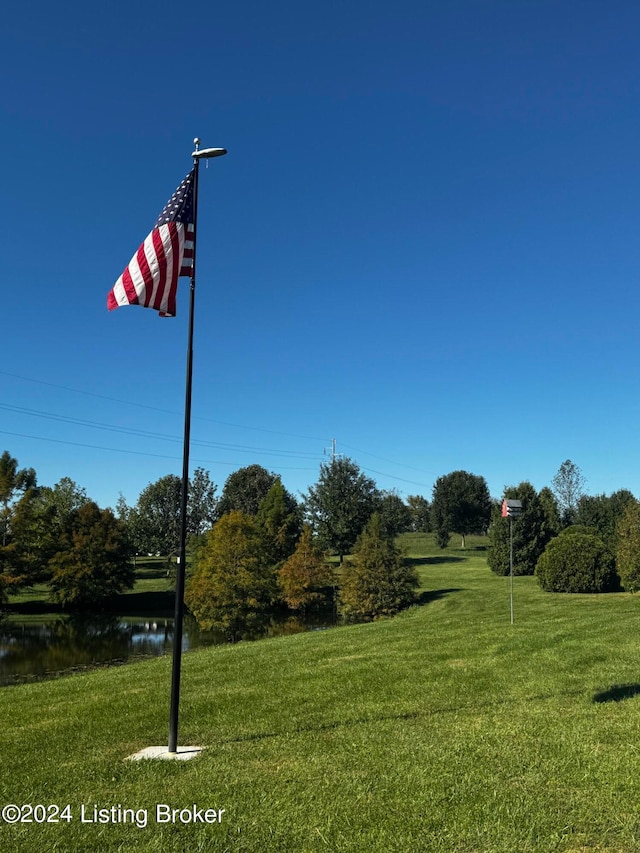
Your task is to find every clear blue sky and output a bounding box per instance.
[3,0,640,510]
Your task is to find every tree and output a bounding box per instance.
[378,491,412,538]
[538,487,561,540]
[134,474,182,556]
[185,510,278,640]
[552,459,586,526]
[216,465,278,518]
[40,477,89,520]
[255,480,301,567]
[304,457,380,562]
[535,529,617,593]
[0,451,37,547]
[431,470,491,548]
[339,513,419,621]
[187,467,218,537]
[277,525,334,611]
[488,482,556,576]
[576,490,636,553]
[48,502,134,607]
[615,500,640,592]
[0,488,55,600]
[406,495,431,532]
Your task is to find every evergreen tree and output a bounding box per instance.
[576,490,636,553]
[277,525,334,611]
[535,530,616,593]
[616,499,640,592]
[339,513,419,621]
[488,482,554,576]
[255,480,301,566]
[538,486,561,541]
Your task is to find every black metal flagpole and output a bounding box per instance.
[168,138,227,754]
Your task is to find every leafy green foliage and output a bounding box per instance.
[216,464,278,518]
[0,450,37,548]
[576,489,636,552]
[304,457,380,561]
[0,488,56,591]
[406,494,431,532]
[277,525,335,611]
[48,502,134,607]
[131,474,182,557]
[339,513,418,621]
[187,467,218,537]
[185,510,278,640]
[488,482,557,576]
[255,479,301,566]
[378,491,412,538]
[430,470,491,548]
[535,530,617,593]
[615,499,640,592]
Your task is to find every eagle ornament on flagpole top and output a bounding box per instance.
[109,139,227,759]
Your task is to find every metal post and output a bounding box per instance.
[167,155,200,755]
[509,515,514,625]
[167,139,226,754]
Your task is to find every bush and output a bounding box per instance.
[535,532,617,593]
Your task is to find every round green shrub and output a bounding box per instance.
[535,531,617,593]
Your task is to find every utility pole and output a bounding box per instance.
[324,438,337,462]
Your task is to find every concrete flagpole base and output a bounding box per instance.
[126,746,204,761]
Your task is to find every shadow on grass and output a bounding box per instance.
[105,590,175,617]
[5,590,175,618]
[416,588,462,606]
[406,556,466,567]
[592,684,640,704]
[5,600,63,616]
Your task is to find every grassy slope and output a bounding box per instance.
[2,535,640,852]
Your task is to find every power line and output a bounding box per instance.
[0,370,330,443]
[0,430,320,472]
[0,403,322,461]
[1,372,438,493]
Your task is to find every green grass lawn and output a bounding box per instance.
[2,534,640,851]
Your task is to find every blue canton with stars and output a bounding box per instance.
[154,169,195,228]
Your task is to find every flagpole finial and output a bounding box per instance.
[193,137,201,150]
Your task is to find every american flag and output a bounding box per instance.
[107,169,195,317]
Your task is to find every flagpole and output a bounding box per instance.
[168,138,227,755]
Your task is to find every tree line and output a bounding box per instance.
[0,452,424,629]
[487,461,640,594]
[3,449,639,631]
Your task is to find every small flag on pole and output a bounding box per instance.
[107,170,195,317]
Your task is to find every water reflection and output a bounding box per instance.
[0,613,218,686]
[0,609,336,686]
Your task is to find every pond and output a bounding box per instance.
[0,608,337,687]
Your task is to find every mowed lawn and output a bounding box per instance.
[2,534,640,852]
